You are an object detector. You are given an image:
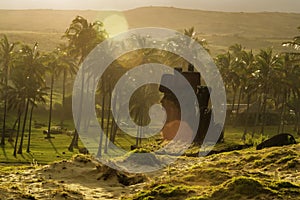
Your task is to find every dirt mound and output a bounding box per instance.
[40,154,147,186]
[0,154,147,200]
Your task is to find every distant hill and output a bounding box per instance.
[0,7,299,55]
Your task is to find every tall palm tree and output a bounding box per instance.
[239,50,257,139]
[282,26,300,135]
[284,57,300,134]
[215,51,240,117]
[229,44,245,126]
[129,84,160,147]
[9,94,24,157]
[63,15,108,63]
[0,35,16,145]
[43,51,65,139]
[7,70,26,156]
[10,43,45,154]
[96,62,125,155]
[255,48,283,134]
[56,44,77,128]
[64,16,108,151]
[26,87,48,152]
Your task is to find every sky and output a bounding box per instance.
[0,0,300,13]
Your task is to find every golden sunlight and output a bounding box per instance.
[103,14,128,36]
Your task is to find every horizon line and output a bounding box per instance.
[0,6,299,14]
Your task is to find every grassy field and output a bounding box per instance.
[1,119,298,165]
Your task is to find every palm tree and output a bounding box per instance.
[229,44,245,125]
[282,26,300,135]
[56,45,77,128]
[239,50,257,139]
[284,56,300,134]
[7,70,27,156]
[184,27,209,53]
[255,48,283,134]
[43,50,65,139]
[156,27,210,70]
[10,43,45,154]
[129,84,160,147]
[0,35,16,145]
[64,16,108,151]
[215,51,240,121]
[26,87,48,152]
[5,77,26,156]
[96,62,125,155]
[282,26,300,51]
[63,15,108,63]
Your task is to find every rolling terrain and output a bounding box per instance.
[1,143,299,199]
[0,7,300,55]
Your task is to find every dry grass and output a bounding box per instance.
[0,7,299,54]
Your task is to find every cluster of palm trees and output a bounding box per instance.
[215,39,300,139]
[0,38,50,155]
[0,14,299,156]
[0,16,107,155]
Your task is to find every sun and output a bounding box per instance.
[103,14,129,37]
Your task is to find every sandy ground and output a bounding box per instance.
[0,155,146,200]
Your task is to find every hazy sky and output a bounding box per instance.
[0,0,300,13]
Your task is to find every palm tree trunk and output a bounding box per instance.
[109,118,116,145]
[26,101,35,153]
[278,93,286,134]
[281,103,286,133]
[13,108,22,157]
[104,90,112,154]
[252,95,262,137]
[1,98,7,145]
[231,87,237,124]
[17,98,30,154]
[46,74,54,139]
[109,92,118,144]
[234,87,243,127]
[260,92,268,135]
[110,115,119,145]
[296,112,300,135]
[68,131,76,152]
[97,89,106,157]
[61,68,67,128]
[9,117,19,142]
[139,114,144,145]
[74,130,79,148]
[1,68,8,146]
[242,94,251,140]
[136,125,140,147]
[69,63,85,150]
[231,88,237,111]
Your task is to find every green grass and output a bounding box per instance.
[224,125,299,142]
[0,128,78,164]
[1,106,299,165]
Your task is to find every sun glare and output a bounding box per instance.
[103,14,129,36]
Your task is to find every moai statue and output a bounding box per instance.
[159,65,224,144]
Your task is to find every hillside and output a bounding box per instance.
[0,7,300,54]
